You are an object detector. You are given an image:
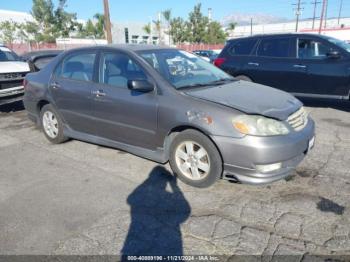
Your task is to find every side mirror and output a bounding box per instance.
[127,80,154,92]
[327,50,341,59]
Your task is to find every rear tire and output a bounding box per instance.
[40,104,67,144]
[169,130,222,188]
[235,75,253,82]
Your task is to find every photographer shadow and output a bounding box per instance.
[121,166,191,256]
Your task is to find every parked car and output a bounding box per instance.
[0,45,30,106]
[23,45,315,188]
[214,33,350,100]
[193,50,215,62]
[21,49,63,72]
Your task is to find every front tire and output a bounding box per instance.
[40,104,67,144]
[169,130,222,188]
[235,75,252,82]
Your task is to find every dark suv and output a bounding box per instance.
[214,33,350,100]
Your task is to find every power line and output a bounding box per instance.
[292,0,305,32]
[311,1,321,30]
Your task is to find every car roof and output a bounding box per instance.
[66,44,176,53]
[21,49,63,60]
[227,33,326,42]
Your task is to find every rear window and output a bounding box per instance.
[257,37,291,58]
[228,39,257,56]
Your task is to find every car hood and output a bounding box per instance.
[184,80,302,120]
[0,61,30,73]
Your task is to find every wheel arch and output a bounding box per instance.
[164,125,224,174]
[36,99,50,115]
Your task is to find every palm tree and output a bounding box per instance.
[153,19,162,45]
[142,23,151,35]
[162,9,172,45]
[226,22,236,37]
[142,23,151,44]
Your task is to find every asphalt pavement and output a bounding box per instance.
[0,100,350,256]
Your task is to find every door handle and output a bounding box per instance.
[51,82,61,89]
[248,62,260,66]
[293,64,307,69]
[92,90,106,97]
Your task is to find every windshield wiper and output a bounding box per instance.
[207,78,235,85]
[177,83,212,89]
[177,78,235,90]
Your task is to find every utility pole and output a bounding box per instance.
[293,0,305,32]
[250,18,253,36]
[324,0,328,28]
[103,0,113,44]
[338,0,343,25]
[311,1,321,30]
[319,0,327,34]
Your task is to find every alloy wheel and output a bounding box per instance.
[175,141,211,180]
[42,111,59,139]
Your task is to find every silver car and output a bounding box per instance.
[23,45,315,188]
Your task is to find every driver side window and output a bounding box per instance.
[99,52,147,88]
[298,38,332,59]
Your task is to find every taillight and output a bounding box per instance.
[23,78,28,90]
[213,57,226,67]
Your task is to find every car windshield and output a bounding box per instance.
[138,49,234,89]
[0,47,20,62]
[325,36,350,53]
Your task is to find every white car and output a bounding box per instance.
[0,45,30,106]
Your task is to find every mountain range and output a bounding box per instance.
[221,13,291,26]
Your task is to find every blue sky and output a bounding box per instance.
[1,0,349,23]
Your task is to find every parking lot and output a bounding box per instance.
[0,99,350,256]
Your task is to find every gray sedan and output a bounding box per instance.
[23,45,315,188]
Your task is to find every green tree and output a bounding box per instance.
[77,13,105,39]
[187,4,208,43]
[169,17,188,44]
[0,20,34,44]
[162,9,171,44]
[227,22,236,31]
[152,19,162,44]
[226,22,236,37]
[23,0,79,43]
[0,21,19,43]
[205,21,227,44]
[93,13,105,38]
[53,0,79,38]
[142,23,151,35]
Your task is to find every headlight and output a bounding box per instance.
[233,115,289,136]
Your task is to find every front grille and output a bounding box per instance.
[0,80,23,90]
[0,72,27,81]
[287,107,308,131]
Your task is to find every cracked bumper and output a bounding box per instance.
[212,118,315,185]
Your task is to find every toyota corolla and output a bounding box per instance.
[23,45,315,188]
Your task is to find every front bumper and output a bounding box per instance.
[0,86,24,106]
[212,118,315,185]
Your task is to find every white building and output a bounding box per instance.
[111,21,170,45]
[231,17,350,41]
[0,9,34,24]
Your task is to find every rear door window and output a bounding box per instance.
[257,37,292,58]
[228,39,257,56]
[57,52,96,81]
